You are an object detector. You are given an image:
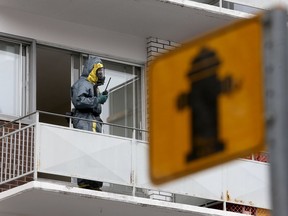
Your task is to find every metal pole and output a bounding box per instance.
[265,8,288,216]
[33,111,40,181]
[132,129,136,196]
[219,0,223,9]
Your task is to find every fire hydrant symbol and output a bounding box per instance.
[177,47,239,162]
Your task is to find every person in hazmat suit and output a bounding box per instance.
[71,55,108,190]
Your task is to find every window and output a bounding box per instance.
[102,60,143,139]
[36,45,72,126]
[0,39,29,117]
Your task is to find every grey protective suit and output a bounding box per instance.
[71,56,106,189]
[71,56,104,132]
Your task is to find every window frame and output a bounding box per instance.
[0,35,34,120]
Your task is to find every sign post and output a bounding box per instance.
[264,8,288,216]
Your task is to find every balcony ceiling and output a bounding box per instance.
[0,0,243,42]
[0,181,238,216]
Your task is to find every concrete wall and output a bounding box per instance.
[0,6,146,64]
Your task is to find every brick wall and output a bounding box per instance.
[145,37,179,202]
[147,37,180,65]
[0,174,33,192]
[0,120,34,192]
[146,36,180,129]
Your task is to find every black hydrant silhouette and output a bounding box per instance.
[177,47,237,162]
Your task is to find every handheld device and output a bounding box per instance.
[103,77,111,95]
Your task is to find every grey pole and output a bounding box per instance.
[265,8,288,216]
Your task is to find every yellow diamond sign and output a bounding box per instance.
[149,15,266,184]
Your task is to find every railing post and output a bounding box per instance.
[0,132,3,182]
[33,111,40,181]
[222,164,228,211]
[265,8,288,216]
[35,111,39,124]
[131,129,137,196]
[2,124,5,137]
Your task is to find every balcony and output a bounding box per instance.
[0,111,270,216]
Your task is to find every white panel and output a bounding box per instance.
[38,123,132,185]
[134,143,223,201]
[134,142,270,208]
[136,143,270,208]
[157,167,224,201]
[225,160,271,208]
[37,123,270,209]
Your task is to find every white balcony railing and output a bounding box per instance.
[0,111,270,210]
[188,0,288,13]
[223,0,285,9]
[0,114,35,185]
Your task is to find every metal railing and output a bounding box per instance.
[0,110,268,186]
[0,110,148,185]
[0,110,271,212]
[0,112,36,185]
[190,0,273,13]
[38,110,148,141]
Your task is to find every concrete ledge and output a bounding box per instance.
[0,180,245,216]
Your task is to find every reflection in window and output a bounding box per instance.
[103,61,142,139]
[0,40,28,117]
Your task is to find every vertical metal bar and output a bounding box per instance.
[28,127,31,171]
[140,64,146,142]
[25,47,30,115]
[13,133,16,178]
[34,111,40,181]
[222,164,227,211]
[132,129,136,196]
[17,128,21,176]
[9,135,13,179]
[19,43,23,116]
[1,136,3,182]
[26,128,29,173]
[132,66,136,139]
[30,40,37,116]
[21,129,25,175]
[264,8,288,216]
[30,127,34,171]
[4,137,8,181]
[125,75,128,138]
[36,111,39,124]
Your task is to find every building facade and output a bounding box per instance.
[0,0,276,215]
